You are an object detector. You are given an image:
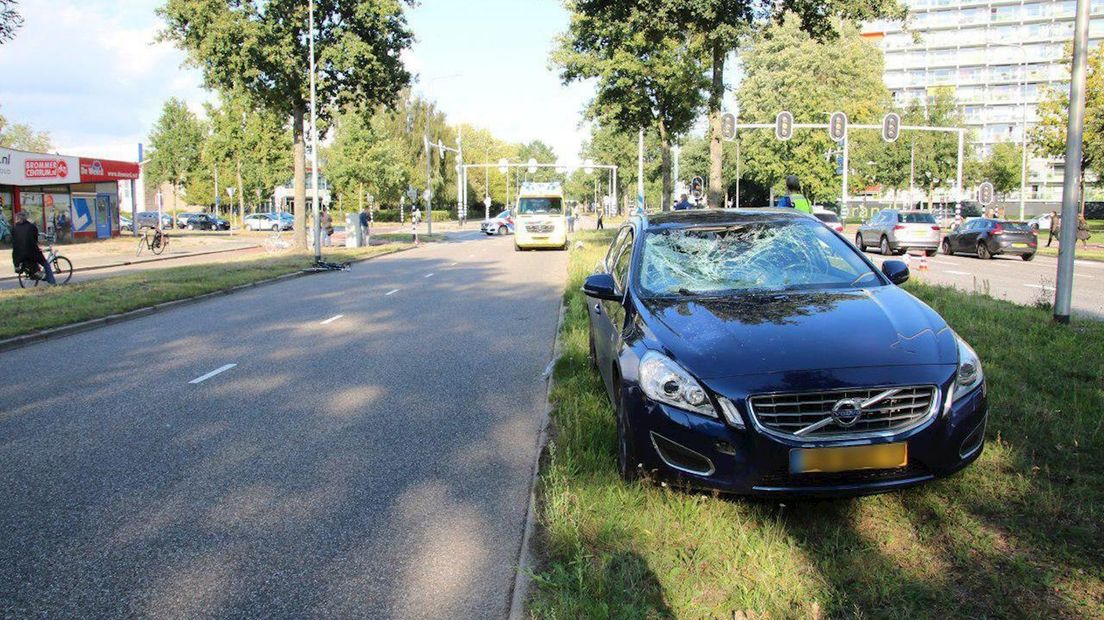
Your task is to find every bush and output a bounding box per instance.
[369,209,452,223]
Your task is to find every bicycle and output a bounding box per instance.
[17,233,72,288]
[262,228,293,255]
[137,227,169,257]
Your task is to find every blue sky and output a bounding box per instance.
[0,0,592,163]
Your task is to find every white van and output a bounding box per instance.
[514,183,568,251]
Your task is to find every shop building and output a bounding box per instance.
[1,145,139,240]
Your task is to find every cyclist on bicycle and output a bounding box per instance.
[11,210,55,284]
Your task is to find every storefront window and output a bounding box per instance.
[20,191,45,230]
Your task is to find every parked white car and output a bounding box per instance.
[1027,212,1054,231]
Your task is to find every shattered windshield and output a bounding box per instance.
[637,220,881,296]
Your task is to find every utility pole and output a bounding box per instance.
[637,129,645,211]
[308,0,321,262]
[424,133,433,235]
[1054,0,1090,324]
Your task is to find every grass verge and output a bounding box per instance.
[529,229,1103,619]
[0,244,409,340]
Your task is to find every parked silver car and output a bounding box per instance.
[243,212,293,231]
[855,209,941,256]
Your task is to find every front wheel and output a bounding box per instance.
[497,225,507,236]
[52,256,72,284]
[977,242,991,260]
[272,224,280,232]
[941,239,954,256]
[1022,253,1035,262]
[187,224,195,231]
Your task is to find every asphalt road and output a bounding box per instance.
[0,230,567,618]
[861,248,1104,318]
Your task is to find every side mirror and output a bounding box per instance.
[582,273,620,301]
[881,260,910,285]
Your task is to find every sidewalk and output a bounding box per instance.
[0,233,258,280]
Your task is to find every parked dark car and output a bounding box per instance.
[583,209,987,496]
[209,215,231,230]
[941,218,1037,261]
[183,214,218,230]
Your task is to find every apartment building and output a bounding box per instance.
[863,0,1104,213]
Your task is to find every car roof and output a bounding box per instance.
[639,208,814,232]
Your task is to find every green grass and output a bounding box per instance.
[529,230,1104,619]
[0,244,409,340]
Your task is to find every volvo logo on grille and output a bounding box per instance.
[830,398,865,428]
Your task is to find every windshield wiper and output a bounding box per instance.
[850,272,878,286]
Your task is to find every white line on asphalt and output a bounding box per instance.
[930,259,955,266]
[425,273,434,278]
[385,289,400,296]
[450,262,458,266]
[1024,284,1055,290]
[189,364,237,384]
[945,270,972,276]
[320,314,343,325]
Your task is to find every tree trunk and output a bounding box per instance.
[659,118,672,211]
[707,43,725,209]
[292,105,307,248]
[236,157,245,226]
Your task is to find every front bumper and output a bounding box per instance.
[624,366,987,497]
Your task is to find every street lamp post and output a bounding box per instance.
[308,0,321,262]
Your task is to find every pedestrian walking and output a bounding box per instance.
[320,209,334,247]
[412,206,422,245]
[1077,214,1091,248]
[1045,211,1059,247]
[596,207,604,230]
[567,205,576,233]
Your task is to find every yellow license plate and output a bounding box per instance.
[790,443,907,474]
[1013,243,1028,248]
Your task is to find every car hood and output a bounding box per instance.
[639,286,956,379]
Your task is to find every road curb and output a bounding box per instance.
[0,244,261,283]
[508,298,568,620]
[0,245,414,354]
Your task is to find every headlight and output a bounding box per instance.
[639,351,716,417]
[953,334,984,401]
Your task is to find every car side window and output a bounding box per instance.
[612,231,634,291]
[605,227,631,272]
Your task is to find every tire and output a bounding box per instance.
[854,232,865,250]
[497,225,507,236]
[977,242,991,260]
[52,256,72,284]
[615,382,638,482]
[880,236,891,256]
[1022,253,1035,262]
[187,224,195,231]
[17,270,34,288]
[924,249,937,257]
[272,224,280,232]
[152,235,167,255]
[941,239,953,256]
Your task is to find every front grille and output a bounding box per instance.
[525,223,554,233]
[748,385,938,441]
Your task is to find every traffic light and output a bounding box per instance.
[978,182,995,206]
[690,176,704,200]
[775,111,793,141]
[721,113,736,141]
[828,111,847,142]
[882,112,901,142]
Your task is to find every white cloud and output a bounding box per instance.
[0,0,209,160]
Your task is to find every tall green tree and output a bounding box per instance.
[0,106,52,152]
[980,141,1022,201]
[326,105,410,211]
[736,15,889,203]
[159,0,414,248]
[456,124,517,210]
[146,98,205,219]
[555,1,706,210]
[0,0,22,44]
[1031,42,1104,212]
[516,140,558,183]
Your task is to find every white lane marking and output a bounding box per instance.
[320,314,343,325]
[189,364,237,384]
[450,262,458,266]
[424,273,434,278]
[945,270,972,276]
[929,259,955,266]
[1024,284,1055,290]
[385,289,400,296]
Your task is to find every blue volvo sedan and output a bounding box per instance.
[583,209,987,496]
